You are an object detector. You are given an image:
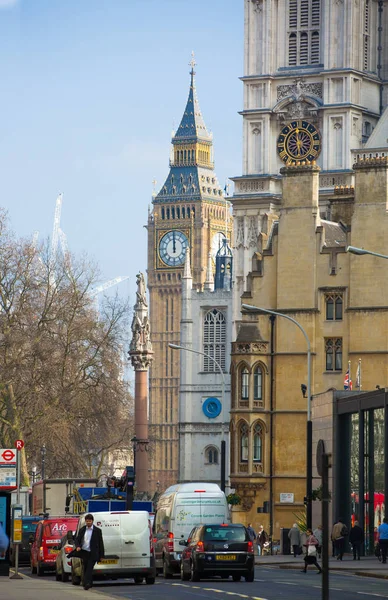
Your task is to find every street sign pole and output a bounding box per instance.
[10,441,24,580]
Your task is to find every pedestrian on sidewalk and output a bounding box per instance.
[313,525,323,559]
[301,528,322,574]
[246,523,256,542]
[256,525,268,556]
[75,513,105,590]
[288,523,301,557]
[332,517,348,561]
[349,520,364,560]
[378,517,388,564]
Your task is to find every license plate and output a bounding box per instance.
[49,549,59,555]
[98,558,118,565]
[216,554,236,561]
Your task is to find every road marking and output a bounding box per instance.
[357,594,388,598]
[171,583,268,600]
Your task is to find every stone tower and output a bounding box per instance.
[146,57,232,492]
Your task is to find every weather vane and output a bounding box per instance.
[189,50,196,74]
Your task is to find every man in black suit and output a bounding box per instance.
[75,513,105,590]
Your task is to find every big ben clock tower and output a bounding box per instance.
[147,57,232,493]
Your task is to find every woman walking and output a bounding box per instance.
[301,529,322,574]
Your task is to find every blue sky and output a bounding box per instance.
[0,0,243,307]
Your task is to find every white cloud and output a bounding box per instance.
[0,0,19,8]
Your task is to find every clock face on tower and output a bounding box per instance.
[159,230,189,267]
[277,120,321,163]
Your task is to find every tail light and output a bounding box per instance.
[195,541,204,552]
[149,525,154,555]
[167,532,174,552]
[39,546,44,559]
[247,541,254,554]
[64,545,73,554]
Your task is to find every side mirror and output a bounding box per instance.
[178,540,187,546]
[66,531,74,541]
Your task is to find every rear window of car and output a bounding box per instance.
[43,521,78,540]
[22,520,41,533]
[203,526,247,542]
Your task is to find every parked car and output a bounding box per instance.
[71,511,155,586]
[153,482,230,577]
[10,516,43,567]
[55,530,76,582]
[180,523,255,582]
[30,516,79,576]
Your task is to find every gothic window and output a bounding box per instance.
[325,338,342,371]
[253,366,262,400]
[161,208,165,220]
[180,174,183,183]
[241,367,249,400]
[325,293,343,321]
[182,207,185,218]
[253,423,263,463]
[205,446,219,464]
[203,309,226,372]
[288,0,321,66]
[172,207,175,219]
[364,0,370,71]
[189,174,192,184]
[167,208,170,219]
[187,207,191,218]
[240,422,249,462]
[177,207,180,219]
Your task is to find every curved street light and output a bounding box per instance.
[169,343,226,492]
[346,246,388,260]
[241,304,313,530]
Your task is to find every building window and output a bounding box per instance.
[325,293,343,321]
[240,423,249,462]
[205,446,219,464]
[253,366,262,400]
[253,423,262,463]
[203,309,226,372]
[288,0,321,66]
[325,338,342,371]
[241,368,249,400]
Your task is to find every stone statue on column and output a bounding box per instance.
[128,272,153,497]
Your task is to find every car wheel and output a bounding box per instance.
[62,570,69,582]
[190,561,200,582]
[31,560,37,575]
[71,567,81,586]
[232,574,241,582]
[37,562,44,577]
[134,575,143,584]
[163,557,173,579]
[245,570,254,582]
[145,576,155,585]
[180,561,190,581]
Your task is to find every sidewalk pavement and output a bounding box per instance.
[0,571,119,600]
[255,552,388,579]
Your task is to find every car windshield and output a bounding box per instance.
[22,520,41,533]
[203,526,246,542]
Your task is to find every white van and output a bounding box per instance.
[153,482,230,577]
[71,511,155,585]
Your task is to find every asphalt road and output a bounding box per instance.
[19,566,388,599]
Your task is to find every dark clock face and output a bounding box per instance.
[159,230,189,267]
[277,120,321,163]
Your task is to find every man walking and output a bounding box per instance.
[349,520,364,560]
[75,513,105,590]
[331,517,348,561]
[246,523,256,542]
[378,517,388,564]
[288,523,301,557]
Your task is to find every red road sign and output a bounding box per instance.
[1,449,16,462]
[14,440,24,450]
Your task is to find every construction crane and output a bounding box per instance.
[50,193,63,264]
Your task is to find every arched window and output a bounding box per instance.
[203,309,226,372]
[205,446,219,464]
[253,366,262,400]
[171,207,175,219]
[253,423,262,463]
[177,207,180,219]
[241,368,249,400]
[240,423,248,462]
[161,208,165,220]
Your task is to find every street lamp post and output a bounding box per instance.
[346,245,388,260]
[241,304,313,530]
[169,343,226,492]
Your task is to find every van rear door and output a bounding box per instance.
[173,492,229,549]
[120,512,150,569]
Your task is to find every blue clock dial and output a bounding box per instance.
[202,397,222,419]
[159,230,189,267]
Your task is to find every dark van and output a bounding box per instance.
[10,516,43,567]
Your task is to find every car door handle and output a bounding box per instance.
[125,541,135,544]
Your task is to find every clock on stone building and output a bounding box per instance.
[158,230,189,267]
[277,120,321,163]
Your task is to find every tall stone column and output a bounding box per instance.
[128,272,153,497]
